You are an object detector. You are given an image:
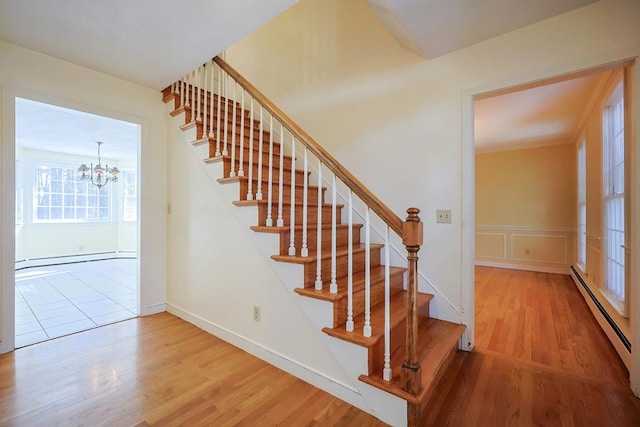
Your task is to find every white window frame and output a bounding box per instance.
[577,139,587,271]
[121,169,138,222]
[15,158,24,228]
[32,161,113,223]
[602,80,626,314]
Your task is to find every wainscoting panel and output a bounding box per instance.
[511,234,567,264]
[475,233,506,260]
[476,226,576,274]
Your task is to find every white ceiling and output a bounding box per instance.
[367,0,599,58]
[474,72,608,152]
[0,0,297,90]
[2,0,607,156]
[16,98,139,161]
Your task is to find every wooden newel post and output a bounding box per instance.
[401,207,423,396]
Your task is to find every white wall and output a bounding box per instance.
[0,40,168,352]
[475,144,577,274]
[224,0,640,385]
[165,116,365,410]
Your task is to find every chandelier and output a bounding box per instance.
[77,141,120,190]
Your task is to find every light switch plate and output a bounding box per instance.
[436,209,452,223]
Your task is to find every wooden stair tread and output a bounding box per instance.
[271,243,384,264]
[205,153,290,165]
[250,223,361,233]
[218,173,307,186]
[357,318,465,404]
[234,200,340,209]
[322,291,433,348]
[293,265,406,302]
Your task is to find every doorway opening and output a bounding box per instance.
[14,98,140,348]
[471,63,633,374]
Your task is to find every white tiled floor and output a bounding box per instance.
[15,258,138,348]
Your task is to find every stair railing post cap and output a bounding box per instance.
[402,208,423,247]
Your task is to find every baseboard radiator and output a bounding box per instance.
[570,265,631,369]
[15,251,137,270]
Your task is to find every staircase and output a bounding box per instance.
[162,56,465,426]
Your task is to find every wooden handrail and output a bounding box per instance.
[213,56,404,237]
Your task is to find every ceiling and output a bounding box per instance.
[2,0,606,156]
[474,71,608,153]
[0,0,600,90]
[16,98,139,161]
[0,0,297,90]
[366,0,599,58]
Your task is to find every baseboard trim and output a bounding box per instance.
[475,261,569,275]
[15,251,136,270]
[141,303,166,316]
[166,303,363,405]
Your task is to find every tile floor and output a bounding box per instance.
[14,258,137,348]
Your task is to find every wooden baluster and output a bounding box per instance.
[288,135,296,256]
[238,89,245,177]
[329,174,337,294]
[276,124,284,227]
[256,106,264,200]
[383,225,391,381]
[363,207,371,337]
[402,208,423,396]
[266,114,274,226]
[215,65,222,156]
[301,147,308,257]
[229,82,237,177]
[346,189,354,332]
[247,98,254,199]
[314,161,323,290]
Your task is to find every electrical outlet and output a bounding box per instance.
[436,209,452,224]
[253,305,261,322]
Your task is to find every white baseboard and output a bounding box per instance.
[15,251,136,270]
[0,340,14,354]
[141,303,166,316]
[475,261,569,275]
[166,303,365,408]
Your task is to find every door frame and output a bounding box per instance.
[1,87,143,353]
[461,57,639,396]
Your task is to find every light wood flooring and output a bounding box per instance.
[425,267,640,426]
[0,313,386,426]
[2,267,639,426]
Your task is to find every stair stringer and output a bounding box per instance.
[167,109,409,425]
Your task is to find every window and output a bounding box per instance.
[122,170,137,221]
[602,81,625,309]
[577,140,586,271]
[33,162,111,222]
[16,158,24,227]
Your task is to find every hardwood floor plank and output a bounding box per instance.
[425,267,640,426]
[3,267,638,426]
[0,313,386,426]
